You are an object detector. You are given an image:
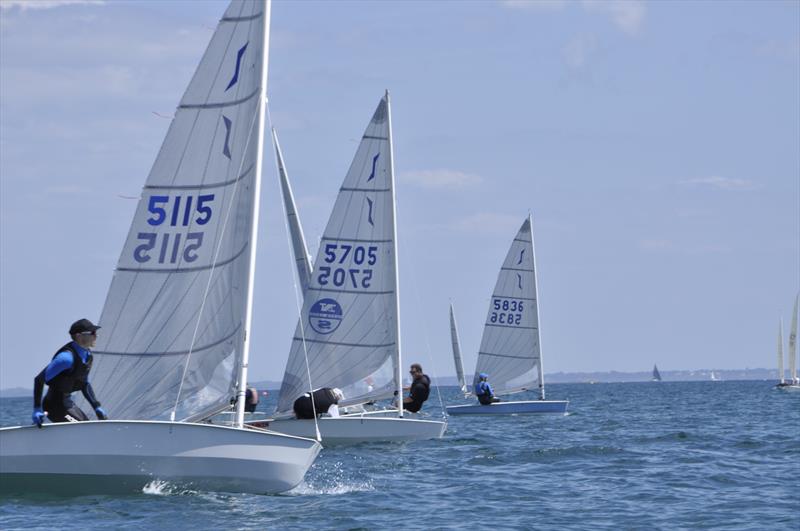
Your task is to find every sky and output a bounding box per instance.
[0,0,798,389]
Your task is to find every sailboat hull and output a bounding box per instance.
[0,420,321,495]
[258,416,447,446]
[446,400,569,416]
[775,383,800,392]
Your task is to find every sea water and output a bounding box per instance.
[1,381,798,530]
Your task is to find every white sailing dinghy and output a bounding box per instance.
[449,304,469,396]
[776,294,800,392]
[259,96,446,444]
[652,364,662,382]
[0,0,321,495]
[446,216,569,416]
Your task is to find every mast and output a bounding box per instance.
[777,319,784,384]
[449,303,467,395]
[385,90,404,417]
[529,213,546,400]
[236,0,271,428]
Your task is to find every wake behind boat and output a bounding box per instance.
[0,0,321,495]
[259,95,446,444]
[446,216,568,416]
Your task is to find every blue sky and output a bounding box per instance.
[1,0,798,389]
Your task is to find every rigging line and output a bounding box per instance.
[267,104,320,441]
[171,94,261,422]
[394,194,446,420]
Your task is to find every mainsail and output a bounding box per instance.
[449,304,468,395]
[473,217,544,397]
[86,0,269,422]
[275,93,400,415]
[652,364,662,382]
[273,128,313,293]
[788,294,798,383]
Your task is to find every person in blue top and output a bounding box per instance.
[475,373,501,406]
[32,318,108,426]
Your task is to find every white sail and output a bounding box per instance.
[473,216,542,396]
[275,93,400,415]
[85,0,268,422]
[449,304,468,395]
[788,294,798,382]
[777,319,785,384]
[273,128,313,293]
[652,364,662,382]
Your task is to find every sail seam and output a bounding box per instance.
[320,236,393,243]
[339,187,391,193]
[478,351,535,360]
[306,286,394,295]
[489,295,536,301]
[221,12,262,22]
[95,324,241,357]
[484,323,537,330]
[500,267,534,272]
[362,135,388,140]
[292,337,396,349]
[179,87,259,109]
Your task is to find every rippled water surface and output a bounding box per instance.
[2,381,799,530]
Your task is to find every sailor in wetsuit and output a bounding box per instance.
[32,319,108,426]
[244,386,259,413]
[475,373,501,406]
[293,388,344,419]
[403,363,430,413]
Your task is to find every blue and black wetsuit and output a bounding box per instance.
[475,380,500,406]
[33,342,101,423]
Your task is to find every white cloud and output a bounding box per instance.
[582,0,645,36]
[680,176,758,191]
[400,169,482,189]
[0,0,104,10]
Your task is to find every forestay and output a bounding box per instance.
[85,0,267,422]
[276,95,399,415]
[473,217,543,396]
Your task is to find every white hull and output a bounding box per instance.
[446,400,569,416]
[256,416,447,445]
[776,383,800,392]
[0,420,321,495]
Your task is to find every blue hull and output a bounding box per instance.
[446,400,569,416]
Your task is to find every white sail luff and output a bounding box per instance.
[273,127,313,292]
[778,318,785,384]
[449,304,467,395]
[385,90,404,417]
[788,294,798,382]
[236,0,271,428]
[529,214,546,401]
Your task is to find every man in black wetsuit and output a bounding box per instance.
[32,318,108,426]
[293,387,344,419]
[403,363,430,413]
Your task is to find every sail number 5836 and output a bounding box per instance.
[490,298,524,325]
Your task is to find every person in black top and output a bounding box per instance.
[293,387,344,419]
[32,318,107,426]
[244,386,259,413]
[403,363,430,413]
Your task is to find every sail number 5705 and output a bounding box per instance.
[317,243,377,289]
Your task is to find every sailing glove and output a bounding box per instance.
[32,408,45,427]
[95,406,108,420]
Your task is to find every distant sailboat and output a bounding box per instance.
[449,304,469,396]
[446,216,568,415]
[710,370,720,381]
[652,364,662,382]
[776,294,800,392]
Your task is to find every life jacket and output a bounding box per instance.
[475,380,491,397]
[293,388,338,419]
[410,375,430,402]
[46,342,92,395]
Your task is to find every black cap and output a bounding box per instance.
[69,318,101,335]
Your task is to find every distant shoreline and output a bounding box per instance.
[0,368,780,397]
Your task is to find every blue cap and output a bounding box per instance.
[479,373,488,379]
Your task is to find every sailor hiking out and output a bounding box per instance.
[475,373,501,406]
[293,387,344,419]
